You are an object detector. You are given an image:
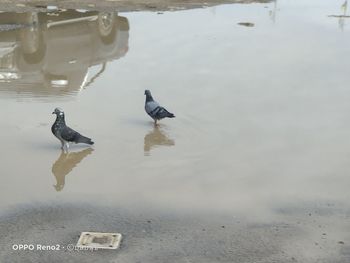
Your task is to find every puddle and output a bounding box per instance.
[0,0,350,262]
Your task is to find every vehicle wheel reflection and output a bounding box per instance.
[97,12,117,45]
[19,12,46,64]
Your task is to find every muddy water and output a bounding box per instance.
[0,0,350,261]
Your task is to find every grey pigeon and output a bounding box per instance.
[51,108,94,151]
[144,90,175,124]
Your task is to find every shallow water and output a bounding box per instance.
[0,0,350,225]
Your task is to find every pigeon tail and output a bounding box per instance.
[161,108,175,119]
[167,112,175,118]
[76,135,94,145]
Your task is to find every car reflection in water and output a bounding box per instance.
[0,10,129,99]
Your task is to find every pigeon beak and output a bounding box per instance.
[52,111,55,114]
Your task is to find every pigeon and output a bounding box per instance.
[51,108,94,151]
[144,90,175,124]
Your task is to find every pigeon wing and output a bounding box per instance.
[155,107,175,119]
[61,126,94,145]
[60,126,81,142]
[145,101,160,116]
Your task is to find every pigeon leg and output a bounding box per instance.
[60,140,64,150]
[63,142,69,153]
[154,119,158,125]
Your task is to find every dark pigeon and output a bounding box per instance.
[51,108,94,151]
[144,90,175,124]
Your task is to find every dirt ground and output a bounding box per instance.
[0,0,271,12]
[1,202,348,263]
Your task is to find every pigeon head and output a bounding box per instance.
[144,90,154,102]
[52,108,64,116]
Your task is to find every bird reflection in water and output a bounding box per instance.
[144,125,175,156]
[52,148,94,191]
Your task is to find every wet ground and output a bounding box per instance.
[0,0,350,262]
